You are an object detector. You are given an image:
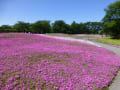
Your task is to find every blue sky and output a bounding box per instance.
[0,0,116,25]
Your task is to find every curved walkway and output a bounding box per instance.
[39,34,120,90]
[93,42,120,90]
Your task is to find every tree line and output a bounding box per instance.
[102,1,120,39]
[0,21,103,34]
[0,1,120,39]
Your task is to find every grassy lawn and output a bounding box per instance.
[98,38,120,45]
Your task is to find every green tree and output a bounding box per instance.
[13,21,30,32]
[85,22,103,34]
[70,21,79,34]
[52,20,69,33]
[79,23,88,34]
[0,25,12,33]
[70,21,89,34]
[30,20,51,33]
[102,1,120,38]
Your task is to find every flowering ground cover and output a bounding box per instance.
[0,33,120,90]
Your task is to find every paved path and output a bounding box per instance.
[39,34,120,90]
[93,42,120,90]
[39,34,102,47]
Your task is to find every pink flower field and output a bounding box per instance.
[0,33,120,90]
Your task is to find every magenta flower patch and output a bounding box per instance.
[0,33,120,89]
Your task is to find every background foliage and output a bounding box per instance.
[0,1,120,38]
[0,20,103,34]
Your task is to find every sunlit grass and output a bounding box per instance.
[98,38,120,45]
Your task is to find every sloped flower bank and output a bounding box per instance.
[0,33,120,90]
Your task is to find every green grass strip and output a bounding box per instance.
[98,38,120,45]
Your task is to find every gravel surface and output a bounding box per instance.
[39,34,102,47]
[39,34,120,90]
